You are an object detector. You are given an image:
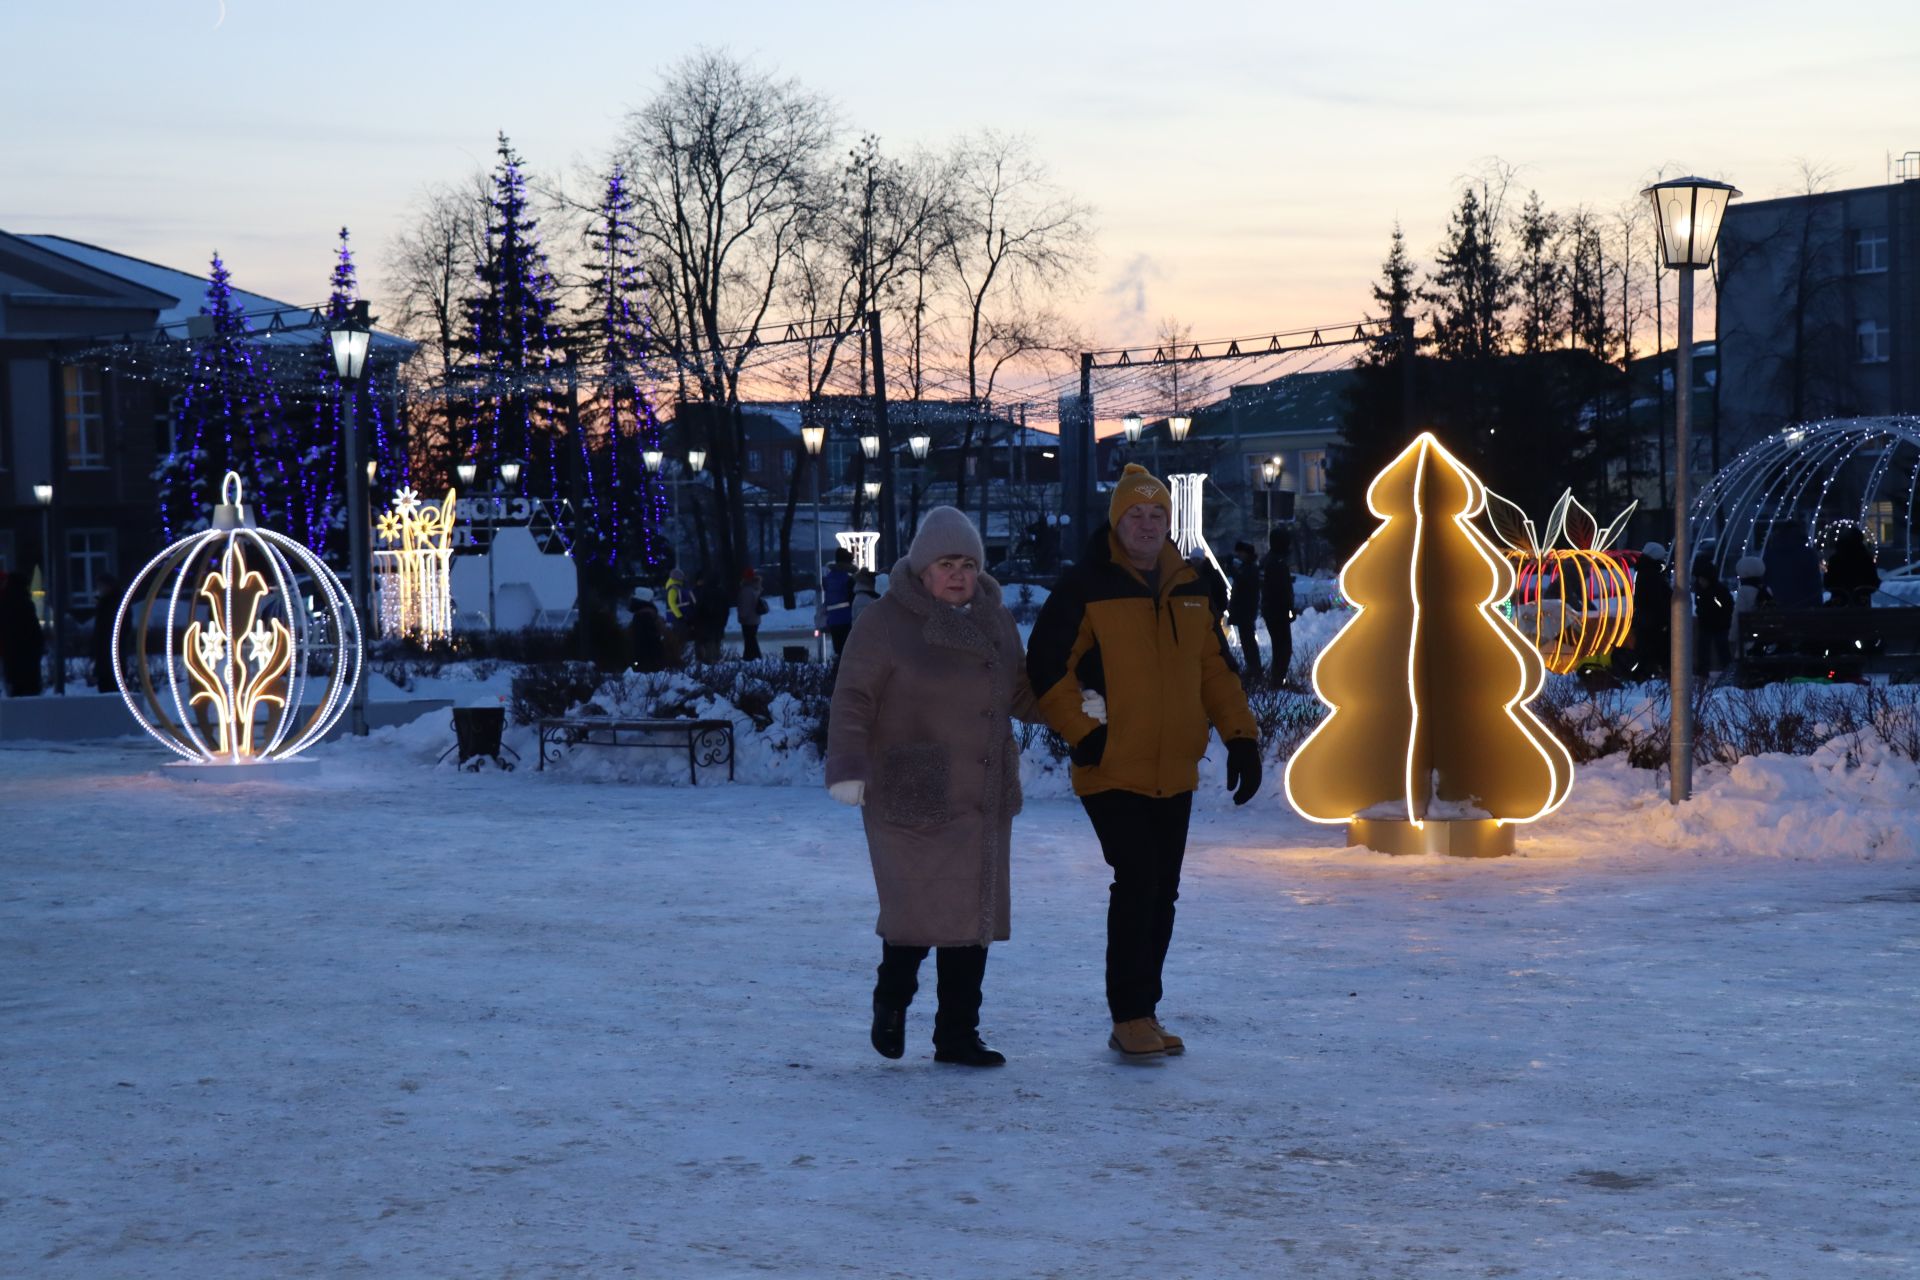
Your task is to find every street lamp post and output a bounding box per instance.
[33,482,60,694]
[802,424,826,661]
[1261,458,1281,533]
[1644,175,1740,803]
[457,458,525,632]
[328,299,374,735]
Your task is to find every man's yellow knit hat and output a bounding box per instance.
[1109,462,1172,525]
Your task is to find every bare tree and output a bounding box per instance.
[383,174,488,484]
[1142,317,1218,419]
[618,49,835,579]
[942,131,1092,510]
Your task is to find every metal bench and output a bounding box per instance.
[534,716,735,783]
[1737,607,1920,681]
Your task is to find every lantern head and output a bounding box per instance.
[1643,177,1741,270]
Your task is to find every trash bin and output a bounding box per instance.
[783,645,810,664]
[451,706,506,763]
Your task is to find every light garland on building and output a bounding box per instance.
[373,487,457,643]
[1284,434,1574,857]
[114,472,362,765]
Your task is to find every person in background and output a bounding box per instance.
[90,574,120,693]
[737,568,766,661]
[1026,463,1261,1061]
[1691,558,1734,677]
[849,568,880,626]
[817,547,855,655]
[1226,541,1262,685]
[1629,542,1671,680]
[1260,527,1295,689]
[664,565,696,654]
[692,568,728,663]
[1,571,45,697]
[1733,555,1774,661]
[1823,526,1880,607]
[627,588,673,672]
[827,507,1039,1068]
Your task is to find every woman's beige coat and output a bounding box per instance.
[826,561,1038,947]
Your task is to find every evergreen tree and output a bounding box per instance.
[577,164,668,570]
[1512,190,1564,355]
[160,254,290,540]
[1329,224,1425,556]
[1425,184,1510,363]
[465,134,570,546]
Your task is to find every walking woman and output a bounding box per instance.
[826,507,1039,1067]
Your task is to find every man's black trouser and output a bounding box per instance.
[1263,612,1293,686]
[1233,620,1262,681]
[1080,789,1194,1022]
[875,943,987,1049]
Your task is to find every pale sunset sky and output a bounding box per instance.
[5,0,1916,359]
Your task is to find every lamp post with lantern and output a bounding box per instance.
[1643,175,1740,803]
[456,457,524,631]
[33,482,61,693]
[328,300,374,735]
[1261,457,1282,533]
[802,424,826,660]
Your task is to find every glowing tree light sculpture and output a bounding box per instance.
[114,472,362,765]
[373,487,458,642]
[1484,488,1638,675]
[1285,434,1574,857]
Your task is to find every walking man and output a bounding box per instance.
[1226,541,1262,684]
[1027,463,1261,1060]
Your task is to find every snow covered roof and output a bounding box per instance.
[19,234,412,355]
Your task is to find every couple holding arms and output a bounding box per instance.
[826,464,1261,1066]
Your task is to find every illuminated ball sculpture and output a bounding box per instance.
[1485,488,1638,675]
[114,472,363,765]
[1285,434,1574,857]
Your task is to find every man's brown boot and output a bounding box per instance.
[1147,1017,1184,1055]
[1108,1017,1165,1059]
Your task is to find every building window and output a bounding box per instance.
[157,393,186,459]
[63,366,107,469]
[66,528,116,606]
[746,449,762,473]
[1857,320,1892,364]
[0,530,14,574]
[1299,449,1328,495]
[1855,229,1889,274]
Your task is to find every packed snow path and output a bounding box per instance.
[2,739,1916,1277]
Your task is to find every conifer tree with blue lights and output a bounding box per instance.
[464,134,573,550]
[577,164,668,569]
[158,254,291,539]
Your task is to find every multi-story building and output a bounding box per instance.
[1717,157,1920,457]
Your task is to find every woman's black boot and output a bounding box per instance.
[870,998,906,1059]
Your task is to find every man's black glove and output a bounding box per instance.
[1225,738,1262,805]
[1070,725,1108,767]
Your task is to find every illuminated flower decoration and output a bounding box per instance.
[1484,488,1638,675]
[114,472,362,765]
[373,488,458,642]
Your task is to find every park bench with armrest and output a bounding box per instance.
[534,715,735,783]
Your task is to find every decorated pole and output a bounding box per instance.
[1284,434,1574,856]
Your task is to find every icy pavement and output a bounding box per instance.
[2,736,1916,1278]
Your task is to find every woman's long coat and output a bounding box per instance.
[826,561,1038,947]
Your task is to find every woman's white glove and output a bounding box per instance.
[829,780,866,806]
[1080,689,1108,724]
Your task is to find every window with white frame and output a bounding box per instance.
[1855,229,1889,274]
[1857,320,1892,364]
[65,529,115,606]
[1299,449,1328,495]
[63,366,106,469]
[156,392,185,459]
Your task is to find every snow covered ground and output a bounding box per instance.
[3,717,1918,1277]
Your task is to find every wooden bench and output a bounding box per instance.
[1736,607,1920,681]
[534,716,735,783]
